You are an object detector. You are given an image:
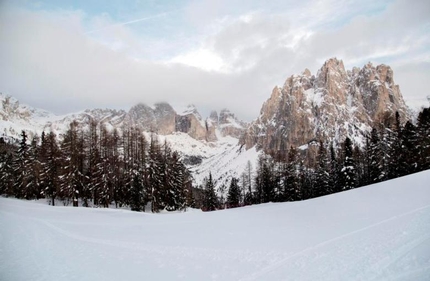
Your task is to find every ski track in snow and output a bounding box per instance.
[240,204,430,281]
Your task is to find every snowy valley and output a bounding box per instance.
[2,0,430,279]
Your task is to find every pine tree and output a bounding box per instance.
[315,141,330,197]
[148,135,163,212]
[353,146,366,188]
[203,173,218,211]
[340,137,356,190]
[368,128,384,184]
[285,146,300,201]
[41,131,61,206]
[416,107,430,170]
[129,171,146,212]
[399,121,419,176]
[162,141,175,211]
[60,121,84,206]
[13,130,33,199]
[164,148,187,211]
[260,156,275,203]
[87,120,102,206]
[0,139,15,197]
[29,134,42,199]
[387,112,402,179]
[227,177,241,208]
[183,168,196,209]
[110,128,123,208]
[329,143,340,193]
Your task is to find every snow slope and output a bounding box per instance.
[147,132,260,187]
[1,171,430,281]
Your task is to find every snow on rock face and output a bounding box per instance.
[175,104,209,141]
[0,93,55,139]
[218,109,247,138]
[124,102,178,135]
[240,58,410,153]
[1,170,430,281]
[0,93,250,186]
[47,108,127,136]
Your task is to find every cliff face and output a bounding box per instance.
[240,58,409,152]
[175,105,208,140]
[169,105,247,141]
[124,102,176,135]
[218,109,247,139]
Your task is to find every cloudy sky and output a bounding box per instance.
[0,0,429,121]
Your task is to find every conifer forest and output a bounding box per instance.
[1,108,429,212]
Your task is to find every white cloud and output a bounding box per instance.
[0,0,429,122]
[170,49,228,73]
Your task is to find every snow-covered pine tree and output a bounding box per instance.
[110,128,124,208]
[0,138,15,196]
[60,121,84,206]
[29,134,42,199]
[98,124,114,208]
[315,140,330,197]
[161,141,175,211]
[353,146,366,188]
[149,135,163,212]
[340,137,356,190]
[13,130,33,199]
[416,107,430,171]
[41,131,61,206]
[85,120,104,206]
[119,127,133,207]
[368,128,384,184]
[168,151,187,211]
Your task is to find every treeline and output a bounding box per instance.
[202,108,430,209]
[0,121,195,212]
[1,108,429,212]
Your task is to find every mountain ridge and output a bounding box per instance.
[240,58,410,155]
[0,57,415,186]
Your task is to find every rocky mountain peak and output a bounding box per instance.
[302,68,312,77]
[240,58,410,153]
[219,109,234,124]
[175,104,207,140]
[180,104,202,119]
[1,93,53,122]
[209,110,219,125]
[216,108,246,139]
[153,102,176,135]
[125,103,156,131]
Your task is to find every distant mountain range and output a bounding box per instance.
[0,58,414,186]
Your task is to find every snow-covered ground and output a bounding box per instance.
[1,171,430,281]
